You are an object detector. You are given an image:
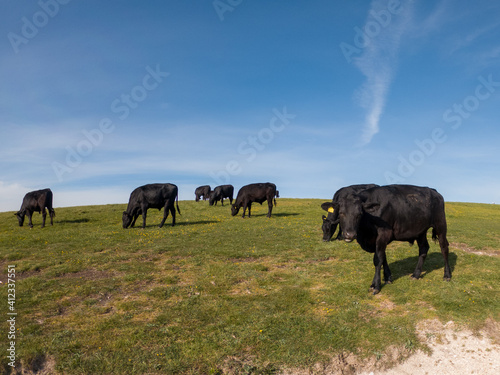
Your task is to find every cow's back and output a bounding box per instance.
[128,184,177,209]
[236,183,276,203]
[221,184,234,195]
[332,184,379,202]
[359,185,445,240]
[22,188,52,212]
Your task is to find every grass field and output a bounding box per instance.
[0,199,499,374]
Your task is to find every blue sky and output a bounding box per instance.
[1,0,500,211]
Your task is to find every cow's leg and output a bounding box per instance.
[141,206,148,228]
[159,204,169,228]
[332,211,342,240]
[412,232,430,279]
[374,253,392,284]
[221,197,224,206]
[131,214,138,227]
[267,198,273,218]
[371,239,389,294]
[436,229,452,281]
[27,211,34,228]
[41,208,47,228]
[334,223,342,240]
[247,203,252,217]
[170,203,176,227]
[49,209,55,225]
[130,208,139,227]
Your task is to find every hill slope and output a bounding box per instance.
[1,200,499,374]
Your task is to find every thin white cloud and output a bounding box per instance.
[354,0,415,145]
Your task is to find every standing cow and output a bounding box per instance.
[231,183,277,218]
[122,183,180,229]
[321,184,379,241]
[321,184,452,294]
[209,185,234,206]
[195,185,211,202]
[16,188,55,228]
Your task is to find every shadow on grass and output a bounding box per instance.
[126,220,219,229]
[177,220,219,226]
[232,212,301,218]
[57,218,90,224]
[389,251,458,282]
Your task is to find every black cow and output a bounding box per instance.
[16,188,55,228]
[321,184,452,294]
[122,183,180,229]
[321,184,379,241]
[195,185,211,202]
[231,183,277,218]
[209,185,234,206]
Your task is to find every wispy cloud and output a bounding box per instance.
[354,0,415,145]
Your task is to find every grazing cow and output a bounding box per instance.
[195,185,211,202]
[122,183,180,229]
[231,183,277,218]
[209,184,234,206]
[15,188,55,228]
[321,184,452,294]
[321,184,379,241]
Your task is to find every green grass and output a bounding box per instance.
[0,199,499,374]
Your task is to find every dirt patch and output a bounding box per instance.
[56,268,116,280]
[7,355,56,375]
[357,319,500,375]
[451,242,500,257]
[283,320,500,375]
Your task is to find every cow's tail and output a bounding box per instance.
[432,228,438,243]
[176,193,181,215]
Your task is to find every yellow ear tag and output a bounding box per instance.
[328,207,334,213]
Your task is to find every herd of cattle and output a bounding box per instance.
[14,182,452,294]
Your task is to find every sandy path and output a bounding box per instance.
[358,320,500,375]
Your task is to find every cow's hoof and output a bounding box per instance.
[369,286,380,295]
[443,277,451,282]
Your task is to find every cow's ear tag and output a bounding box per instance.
[328,207,334,213]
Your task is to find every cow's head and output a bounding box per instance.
[122,211,132,229]
[337,195,365,242]
[15,211,25,226]
[320,202,340,241]
[208,192,216,206]
[231,204,240,216]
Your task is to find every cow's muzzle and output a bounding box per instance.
[343,232,356,243]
